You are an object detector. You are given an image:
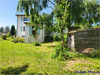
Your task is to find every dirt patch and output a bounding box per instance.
[63,59,94,71]
[80,48,95,54]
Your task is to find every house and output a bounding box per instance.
[16,14,45,43]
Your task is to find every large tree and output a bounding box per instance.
[53,0,85,51]
[84,0,100,28]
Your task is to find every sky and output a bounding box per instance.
[0,0,19,29]
[0,0,100,29]
[0,0,53,29]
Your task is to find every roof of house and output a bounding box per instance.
[15,14,30,16]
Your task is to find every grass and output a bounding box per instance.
[0,37,100,75]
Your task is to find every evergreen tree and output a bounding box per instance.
[0,27,4,32]
[10,25,15,35]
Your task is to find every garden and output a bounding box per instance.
[0,36,100,75]
[0,0,100,75]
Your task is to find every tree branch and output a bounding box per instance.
[49,6,54,10]
[48,0,55,6]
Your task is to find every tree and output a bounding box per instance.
[0,27,4,32]
[41,13,54,36]
[5,26,10,32]
[53,0,85,51]
[83,0,100,28]
[10,25,15,36]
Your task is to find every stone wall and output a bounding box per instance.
[74,28,100,51]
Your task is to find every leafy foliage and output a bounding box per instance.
[0,27,4,32]
[7,32,10,37]
[84,0,100,28]
[42,13,54,36]
[2,34,7,40]
[34,42,41,46]
[53,35,61,41]
[10,25,15,36]
[44,36,53,42]
[89,49,100,58]
[12,37,25,43]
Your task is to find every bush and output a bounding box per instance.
[89,49,100,58]
[12,37,25,43]
[18,38,25,43]
[44,36,53,42]
[12,37,19,43]
[51,44,85,60]
[51,44,71,60]
[51,44,62,58]
[2,34,7,40]
[7,32,10,37]
[11,36,14,39]
[53,36,61,41]
[34,42,41,46]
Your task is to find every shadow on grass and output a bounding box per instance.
[29,72,48,75]
[47,45,56,48]
[1,63,29,75]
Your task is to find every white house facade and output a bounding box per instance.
[16,14,45,43]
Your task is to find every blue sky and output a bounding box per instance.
[0,0,19,29]
[0,0,53,29]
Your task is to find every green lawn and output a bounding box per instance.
[0,37,100,75]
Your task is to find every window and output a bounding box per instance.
[23,26,25,31]
[22,35,25,37]
[32,26,40,35]
[21,18,23,21]
[24,18,28,21]
[21,26,23,31]
[20,26,25,31]
[27,18,30,21]
[29,26,40,35]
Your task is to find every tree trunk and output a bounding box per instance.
[61,27,64,51]
[61,0,67,51]
[42,24,43,41]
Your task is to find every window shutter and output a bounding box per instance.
[29,26,32,35]
[28,18,30,21]
[20,26,23,31]
[21,18,23,21]
[37,29,40,35]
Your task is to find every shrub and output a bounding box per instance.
[53,36,61,41]
[12,37,25,43]
[18,38,25,43]
[89,49,100,58]
[34,42,41,46]
[12,37,18,43]
[2,34,7,40]
[51,44,70,60]
[7,32,10,37]
[11,36,14,39]
[51,44,85,60]
[51,44,62,58]
[44,36,53,42]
